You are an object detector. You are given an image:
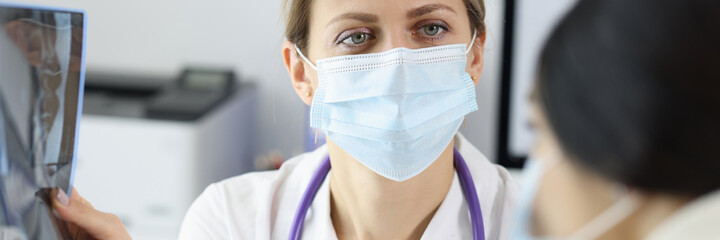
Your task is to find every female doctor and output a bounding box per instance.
[50,0,518,239]
[178,0,518,238]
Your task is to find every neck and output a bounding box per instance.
[599,192,692,240]
[327,138,455,240]
[536,160,693,239]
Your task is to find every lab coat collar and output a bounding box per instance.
[302,134,476,239]
[421,172,473,239]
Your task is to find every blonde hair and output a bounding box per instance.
[284,0,486,52]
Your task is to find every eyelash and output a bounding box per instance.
[415,22,450,42]
[335,29,374,50]
[334,21,452,50]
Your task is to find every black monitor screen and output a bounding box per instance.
[498,0,577,168]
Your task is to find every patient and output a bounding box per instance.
[518,0,720,239]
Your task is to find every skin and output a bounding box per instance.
[281,0,485,239]
[51,188,131,240]
[527,99,693,239]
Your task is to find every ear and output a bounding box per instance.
[466,31,487,86]
[282,41,314,105]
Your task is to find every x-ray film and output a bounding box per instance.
[0,3,86,239]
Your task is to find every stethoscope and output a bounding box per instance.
[289,148,485,240]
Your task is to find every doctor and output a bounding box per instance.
[177,0,518,238]
[52,0,519,239]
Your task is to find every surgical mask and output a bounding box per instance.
[295,32,478,181]
[514,157,640,240]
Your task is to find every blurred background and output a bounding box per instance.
[3,0,575,239]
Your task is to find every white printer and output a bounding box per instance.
[74,69,258,240]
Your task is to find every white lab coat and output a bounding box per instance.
[178,134,519,239]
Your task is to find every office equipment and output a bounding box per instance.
[497,0,577,168]
[75,71,258,240]
[145,68,237,121]
[0,2,87,239]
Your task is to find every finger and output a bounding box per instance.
[51,188,129,239]
[66,222,82,239]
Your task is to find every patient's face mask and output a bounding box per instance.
[514,156,640,240]
[295,32,478,181]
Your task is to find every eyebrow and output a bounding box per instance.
[407,4,457,19]
[328,13,378,26]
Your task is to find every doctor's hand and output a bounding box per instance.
[51,188,132,240]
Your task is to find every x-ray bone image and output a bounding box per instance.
[1,6,85,239]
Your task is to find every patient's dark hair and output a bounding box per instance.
[537,0,720,196]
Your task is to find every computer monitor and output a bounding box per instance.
[497,0,577,168]
[0,2,86,238]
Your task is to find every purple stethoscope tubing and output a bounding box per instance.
[288,155,331,239]
[453,147,486,240]
[288,148,485,240]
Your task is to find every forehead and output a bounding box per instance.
[310,0,469,22]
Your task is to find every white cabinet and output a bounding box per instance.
[74,86,257,240]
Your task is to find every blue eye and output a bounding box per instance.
[419,24,444,36]
[342,33,369,45]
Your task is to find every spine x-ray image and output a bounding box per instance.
[0,6,85,239]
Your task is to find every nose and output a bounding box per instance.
[377,27,417,52]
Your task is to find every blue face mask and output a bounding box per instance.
[514,158,549,240]
[295,33,478,181]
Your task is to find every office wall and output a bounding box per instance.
[11,0,505,162]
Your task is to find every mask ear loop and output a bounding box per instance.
[465,29,478,55]
[294,44,318,71]
[294,44,320,144]
[462,30,478,131]
[567,193,640,239]
[545,146,638,239]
